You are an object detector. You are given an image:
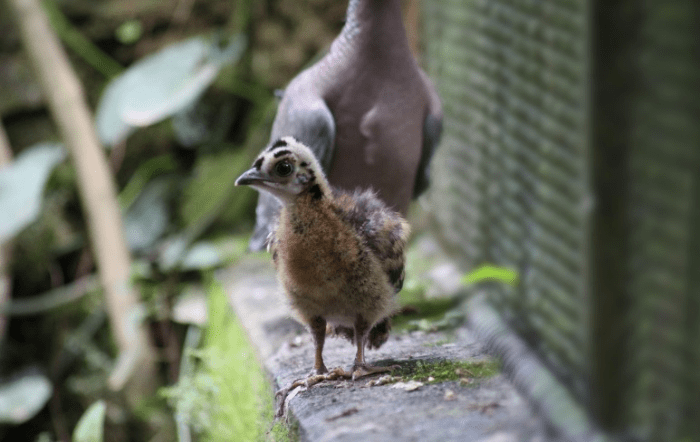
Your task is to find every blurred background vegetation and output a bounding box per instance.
[0,0,370,440]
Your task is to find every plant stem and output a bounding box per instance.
[40,0,123,78]
[0,274,99,316]
[0,119,13,347]
[7,0,158,405]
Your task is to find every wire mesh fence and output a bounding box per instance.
[422,0,700,439]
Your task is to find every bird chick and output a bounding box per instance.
[235,136,409,381]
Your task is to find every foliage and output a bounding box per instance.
[122,177,170,252]
[161,279,271,441]
[95,34,246,147]
[0,142,66,241]
[0,370,52,424]
[392,297,459,332]
[72,400,106,442]
[41,0,123,78]
[180,149,249,229]
[0,1,325,439]
[462,265,519,287]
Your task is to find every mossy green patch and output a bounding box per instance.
[267,416,300,442]
[161,277,301,442]
[396,358,500,385]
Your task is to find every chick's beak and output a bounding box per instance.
[235,168,268,186]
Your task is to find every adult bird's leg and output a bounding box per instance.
[351,315,398,380]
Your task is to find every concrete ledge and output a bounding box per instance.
[217,255,554,442]
[466,294,609,442]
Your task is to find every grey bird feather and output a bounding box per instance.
[248,0,442,251]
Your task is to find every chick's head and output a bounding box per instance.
[235,136,329,204]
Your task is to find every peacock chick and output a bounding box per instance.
[235,136,409,381]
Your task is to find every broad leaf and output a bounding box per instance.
[172,285,207,325]
[123,177,171,252]
[180,242,223,271]
[73,400,106,442]
[158,234,190,272]
[0,370,52,424]
[95,35,246,147]
[0,143,66,241]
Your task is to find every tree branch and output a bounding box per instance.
[0,119,13,347]
[0,274,99,316]
[7,0,158,404]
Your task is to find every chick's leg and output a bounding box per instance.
[310,316,328,374]
[351,315,398,380]
[275,316,349,417]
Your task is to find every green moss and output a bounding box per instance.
[266,415,299,442]
[396,358,500,385]
[161,279,269,441]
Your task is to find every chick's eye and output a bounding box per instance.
[275,160,293,177]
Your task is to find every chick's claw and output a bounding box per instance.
[351,364,400,381]
[289,366,352,390]
[275,367,353,418]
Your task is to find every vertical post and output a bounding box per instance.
[588,0,638,431]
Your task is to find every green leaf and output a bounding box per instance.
[172,285,207,325]
[118,154,177,210]
[95,35,246,147]
[0,143,66,241]
[180,242,223,271]
[42,0,123,79]
[72,400,106,442]
[180,149,247,228]
[0,370,52,424]
[462,265,519,286]
[123,177,171,252]
[158,234,191,272]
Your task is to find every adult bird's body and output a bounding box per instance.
[236,137,409,380]
[249,0,442,251]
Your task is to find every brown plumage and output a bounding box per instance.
[235,136,409,379]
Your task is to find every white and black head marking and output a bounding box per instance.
[235,136,327,204]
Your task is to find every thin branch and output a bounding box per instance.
[0,119,13,346]
[7,0,158,404]
[0,274,100,316]
[0,117,12,164]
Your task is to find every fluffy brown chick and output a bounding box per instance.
[235,136,409,379]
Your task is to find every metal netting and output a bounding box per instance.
[422,0,591,401]
[422,0,700,439]
[622,1,700,439]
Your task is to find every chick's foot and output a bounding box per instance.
[351,363,400,381]
[275,367,352,418]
